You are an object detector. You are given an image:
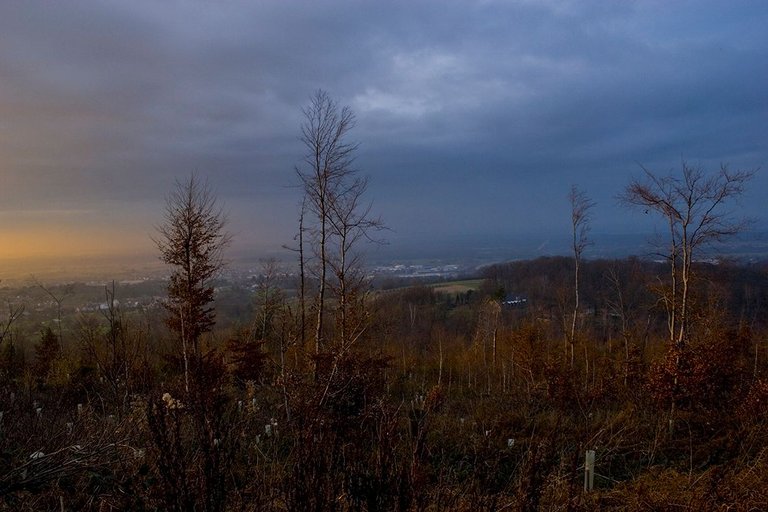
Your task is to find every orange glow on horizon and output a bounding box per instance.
[0,226,154,261]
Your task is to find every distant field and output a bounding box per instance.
[429,279,484,294]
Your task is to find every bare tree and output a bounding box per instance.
[473,298,501,393]
[296,90,358,357]
[568,185,595,368]
[155,174,230,391]
[283,197,308,348]
[0,299,24,348]
[77,281,147,403]
[327,175,384,348]
[604,261,650,385]
[297,197,308,348]
[253,258,284,343]
[621,162,754,434]
[621,163,754,347]
[32,278,72,350]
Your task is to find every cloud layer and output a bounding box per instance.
[0,0,766,263]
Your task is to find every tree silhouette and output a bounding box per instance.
[621,163,753,347]
[295,90,357,356]
[621,162,754,434]
[155,174,230,391]
[568,185,595,369]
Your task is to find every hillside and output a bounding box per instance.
[1,256,768,509]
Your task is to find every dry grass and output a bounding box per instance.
[430,279,484,295]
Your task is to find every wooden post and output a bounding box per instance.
[584,450,595,491]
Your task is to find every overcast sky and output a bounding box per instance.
[1,0,766,267]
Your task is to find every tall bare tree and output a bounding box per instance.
[621,163,753,347]
[296,90,358,356]
[568,185,595,368]
[621,162,753,433]
[155,174,230,391]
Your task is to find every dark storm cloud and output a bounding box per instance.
[0,0,766,256]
